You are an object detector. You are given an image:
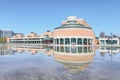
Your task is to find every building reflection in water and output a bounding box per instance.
[9,45,54,56]
[0,44,95,73]
[99,46,120,60]
[54,46,95,73]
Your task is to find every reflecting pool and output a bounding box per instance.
[0,44,120,80]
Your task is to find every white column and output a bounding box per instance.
[70,38,71,45]
[82,38,84,45]
[64,38,65,45]
[59,38,60,45]
[87,38,88,45]
[76,38,78,45]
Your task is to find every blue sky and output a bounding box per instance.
[0,0,120,36]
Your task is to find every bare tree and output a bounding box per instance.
[99,32,105,38]
[112,34,118,38]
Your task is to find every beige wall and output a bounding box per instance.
[54,53,94,63]
[53,28,95,38]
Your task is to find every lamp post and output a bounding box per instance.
[110,33,113,60]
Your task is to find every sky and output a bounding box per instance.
[0,0,120,37]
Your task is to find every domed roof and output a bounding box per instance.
[55,16,92,30]
[67,16,77,21]
[55,23,92,30]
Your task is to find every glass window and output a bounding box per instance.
[60,38,64,44]
[71,47,76,53]
[60,47,64,52]
[65,38,70,45]
[78,47,82,53]
[83,38,87,45]
[71,38,76,45]
[88,39,91,45]
[84,47,87,53]
[57,39,59,44]
[113,40,117,44]
[77,38,82,45]
[65,47,70,53]
[57,46,59,52]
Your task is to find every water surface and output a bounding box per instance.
[0,45,120,80]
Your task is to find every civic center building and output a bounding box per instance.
[53,16,95,46]
[7,16,95,46]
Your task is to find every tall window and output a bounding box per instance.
[78,47,82,53]
[71,38,76,45]
[60,47,64,52]
[88,39,91,45]
[88,47,91,52]
[65,47,70,53]
[77,38,82,45]
[54,39,56,44]
[83,38,87,45]
[60,38,64,44]
[84,47,87,53]
[65,38,70,45]
[57,39,59,44]
[71,47,76,53]
[57,46,59,52]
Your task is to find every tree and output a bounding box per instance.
[0,37,7,43]
[99,32,105,38]
[112,34,118,38]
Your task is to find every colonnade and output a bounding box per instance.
[54,37,93,46]
[9,38,44,44]
[54,46,93,54]
[9,37,93,46]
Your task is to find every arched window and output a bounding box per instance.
[77,38,82,45]
[65,47,70,53]
[78,47,82,53]
[65,38,70,45]
[60,38,64,45]
[57,46,59,52]
[88,47,92,52]
[84,47,87,53]
[71,47,76,53]
[88,39,91,45]
[60,46,64,52]
[71,38,76,45]
[83,38,87,45]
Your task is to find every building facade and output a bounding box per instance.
[53,16,95,46]
[99,38,120,46]
[7,16,95,46]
